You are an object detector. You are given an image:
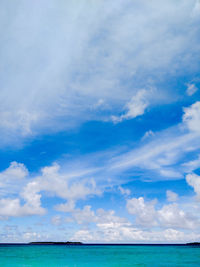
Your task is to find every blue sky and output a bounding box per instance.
[0,0,200,243]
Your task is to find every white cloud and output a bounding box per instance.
[166,190,178,202]
[22,163,100,211]
[55,200,75,213]
[69,205,96,225]
[142,130,155,140]
[24,100,199,197]
[0,162,101,218]
[126,197,157,227]
[186,173,200,199]
[186,83,198,96]
[63,205,127,226]
[99,101,200,183]
[118,186,131,196]
[158,203,197,229]
[0,0,199,143]
[0,162,46,217]
[0,161,28,196]
[111,89,149,123]
[0,162,28,180]
[71,223,200,243]
[183,101,200,133]
[0,111,39,136]
[0,198,45,217]
[3,219,198,243]
[96,208,127,225]
[95,222,138,243]
[108,131,195,181]
[126,196,199,230]
[71,208,138,243]
[71,229,98,243]
[0,101,193,214]
[0,225,50,243]
[66,195,200,242]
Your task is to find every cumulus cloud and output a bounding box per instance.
[0,161,28,196]
[126,197,199,230]
[55,200,76,213]
[0,162,44,217]
[71,207,138,243]
[1,161,200,241]
[71,211,200,243]
[0,162,101,218]
[0,198,45,217]
[183,101,200,133]
[66,195,200,242]
[69,205,96,225]
[22,163,101,216]
[22,163,100,213]
[126,197,157,227]
[158,203,197,229]
[63,205,127,227]
[186,173,200,199]
[0,162,28,181]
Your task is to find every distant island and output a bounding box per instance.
[186,242,200,246]
[29,241,83,245]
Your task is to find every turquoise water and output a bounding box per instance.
[0,245,200,267]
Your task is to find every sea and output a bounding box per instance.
[0,244,200,266]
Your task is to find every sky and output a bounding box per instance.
[0,0,200,243]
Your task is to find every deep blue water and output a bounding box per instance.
[0,244,200,266]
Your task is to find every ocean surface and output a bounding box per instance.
[0,244,200,267]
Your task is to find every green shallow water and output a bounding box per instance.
[0,245,200,267]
